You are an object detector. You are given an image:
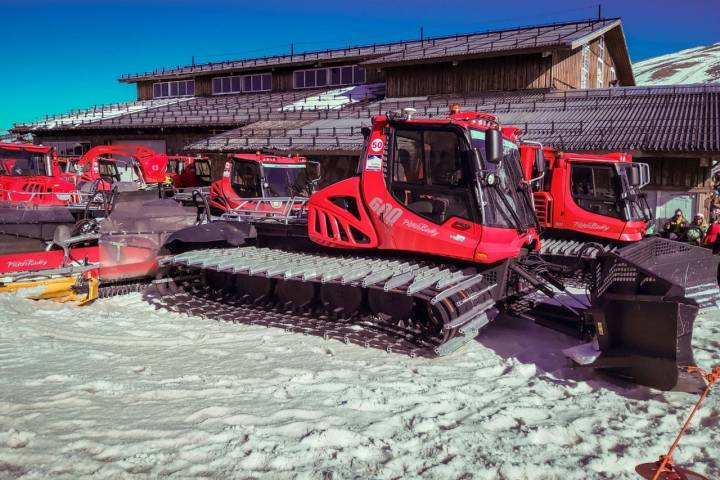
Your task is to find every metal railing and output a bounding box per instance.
[220,197,309,224]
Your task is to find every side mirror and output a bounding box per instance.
[534,149,545,175]
[629,166,641,187]
[485,128,503,164]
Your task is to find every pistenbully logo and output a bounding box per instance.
[573,221,610,231]
[7,258,48,269]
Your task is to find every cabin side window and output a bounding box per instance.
[570,164,622,219]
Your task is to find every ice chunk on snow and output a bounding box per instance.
[563,338,601,365]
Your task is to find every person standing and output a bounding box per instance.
[704,216,720,254]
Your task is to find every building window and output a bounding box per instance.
[596,37,605,88]
[293,65,366,89]
[580,44,590,89]
[212,73,272,95]
[153,80,195,99]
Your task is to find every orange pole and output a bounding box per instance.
[651,367,720,480]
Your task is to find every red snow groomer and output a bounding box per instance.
[153,108,720,392]
[72,145,168,191]
[519,144,652,252]
[208,153,319,220]
[166,155,212,189]
[0,143,78,206]
[164,155,212,204]
[518,142,719,308]
[0,189,202,303]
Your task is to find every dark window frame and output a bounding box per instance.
[153,79,195,99]
[293,65,366,89]
[212,73,272,95]
[388,124,478,226]
[569,163,623,219]
[231,160,263,198]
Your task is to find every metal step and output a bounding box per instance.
[164,247,495,298]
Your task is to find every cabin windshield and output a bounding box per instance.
[470,129,536,229]
[97,160,121,183]
[167,159,183,175]
[616,163,653,222]
[194,160,212,182]
[0,150,48,177]
[263,164,308,197]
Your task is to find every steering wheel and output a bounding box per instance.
[72,218,100,236]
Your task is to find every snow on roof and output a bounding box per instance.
[13,86,385,133]
[634,43,720,86]
[281,84,385,111]
[13,97,193,131]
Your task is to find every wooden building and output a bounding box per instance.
[11,17,719,221]
[12,19,634,170]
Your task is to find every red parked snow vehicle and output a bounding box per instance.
[0,143,78,206]
[73,145,168,190]
[151,109,719,392]
[517,143,719,306]
[164,155,212,204]
[52,145,170,218]
[208,153,317,215]
[0,143,91,260]
[521,144,652,248]
[519,145,653,258]
[207,153,320,226]
[0,189,202,303]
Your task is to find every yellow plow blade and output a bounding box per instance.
[0,275,99,304]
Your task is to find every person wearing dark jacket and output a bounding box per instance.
[663,209,688,240]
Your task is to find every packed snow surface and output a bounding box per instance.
[1,293,719,479]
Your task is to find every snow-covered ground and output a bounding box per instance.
[0,293,718,479]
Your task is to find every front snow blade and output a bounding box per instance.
[586,294,705,392]
[583,237,716,392]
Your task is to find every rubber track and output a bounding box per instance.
[157,246,508,356]
[144,282,445,357]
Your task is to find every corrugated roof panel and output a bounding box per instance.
[196,85,719,154]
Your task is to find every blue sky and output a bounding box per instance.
[1,0,718,130]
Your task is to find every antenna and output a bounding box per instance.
[290,43,294,56]
[598,3,602,19]
[420,26,424,42]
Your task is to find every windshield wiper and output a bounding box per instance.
[490,180,528,233]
